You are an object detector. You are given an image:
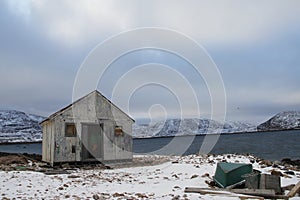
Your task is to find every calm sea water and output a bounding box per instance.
[0,130,299,161]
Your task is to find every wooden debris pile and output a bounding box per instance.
[185,161,300,199]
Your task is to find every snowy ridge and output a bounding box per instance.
[133,118,257,138]
[0,110,45,143]
[257,111,300,131]
[1,110,300,143]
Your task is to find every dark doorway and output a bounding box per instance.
[81,124,103,161]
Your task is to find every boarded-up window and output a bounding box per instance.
[65,123,77,137]
[115,126,123,136]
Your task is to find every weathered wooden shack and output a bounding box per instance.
[40,90,134,166]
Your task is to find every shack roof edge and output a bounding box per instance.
[40,90,135,124]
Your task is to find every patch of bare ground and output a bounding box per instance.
[0,152,171,172]
[0,152,45,171]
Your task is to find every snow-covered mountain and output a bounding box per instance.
[1,109,299,142]
[257,111,300,131]
[133,118,257,138]
[0,110,45,143]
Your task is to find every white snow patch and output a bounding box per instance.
[0,154,299,199]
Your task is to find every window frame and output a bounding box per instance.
[65,123,77,137]
[115,126,123,136]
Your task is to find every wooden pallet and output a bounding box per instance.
[185,187,289,199]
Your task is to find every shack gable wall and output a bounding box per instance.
[46,91,133,163]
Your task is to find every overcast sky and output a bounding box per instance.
[1,0,300,124]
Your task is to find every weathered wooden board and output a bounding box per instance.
[287,181,300,197]
[185,187,288,199]
[184,187,264,199]
[231,189,288,199]
[231,189,275,196]
[259,174,282,194]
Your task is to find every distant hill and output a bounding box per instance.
[133,118,257,138]
[257,111,300,131]
[1,109,300,143]
[0,110,45,143]
[0,110,258,142]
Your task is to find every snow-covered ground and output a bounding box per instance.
[0,154,299,199]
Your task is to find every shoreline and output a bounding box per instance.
[0,128,299,145]
[133,128,300,140]
[0,141,42,145]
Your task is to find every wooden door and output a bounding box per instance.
[81,124,103,161]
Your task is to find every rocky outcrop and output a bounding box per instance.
[0,110,45,143]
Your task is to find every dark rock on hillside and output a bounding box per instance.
[133,118,256,138]
[0,110,45,143]
[257,111,300,131]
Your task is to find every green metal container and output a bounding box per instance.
[213,162,253,188]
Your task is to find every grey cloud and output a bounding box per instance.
[1,1,300,123]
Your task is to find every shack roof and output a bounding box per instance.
[40,90,135,124]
